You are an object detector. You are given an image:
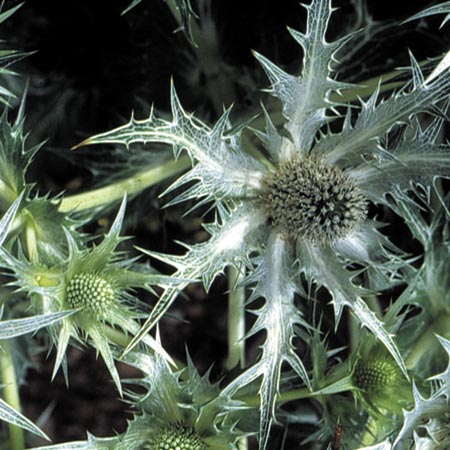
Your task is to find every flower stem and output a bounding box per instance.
[0,340,25,450]
[103,325,131,348]
[238,386,312,407]
[238,375,354,407]
[225,266,247,450]
[58,155,190,213]
[225,266,246,370]
[360,416,379,447]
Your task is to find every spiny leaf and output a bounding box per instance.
[317,49,450,164]
[255,0,353,155]
[75,84,264,203]
[122,205,266,356]
[0,310,75,340]
[0,193,22,246]
[406,1,450,28]
[222,235,310,450]
[0,398,49,441]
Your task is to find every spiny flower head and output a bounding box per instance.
[351,338,412,419]
[78,0,450,446]
[46,350,254,450]
[0,198,172,393]
[66,272,116,317]
[260,156,368,244]
[147,425,207,450]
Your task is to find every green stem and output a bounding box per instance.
[225,266,246,370]
[360,416,378,447]
[238,375,354,407]
[0,340,25,450]
[225,266,248,450]
[238,387,311,407]
[58,155,190,213]
[406,313,450,370]
[103,325,131,348]
[0,180,18,206]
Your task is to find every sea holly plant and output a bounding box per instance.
[77,0,450,447]
[1,0,450,449]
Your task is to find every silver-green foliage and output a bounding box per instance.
[1,1,450,449]
[80,0,450,448]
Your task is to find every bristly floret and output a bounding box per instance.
[41,350,255,449]
[77,0,450,448]
[260,156,368,244]
[0,197,173,394]
[66,272,116,317]
[147,425,207,450]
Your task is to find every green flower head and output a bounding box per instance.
[351,338,413,418]
[53,351,254,450]
[0,198,172,394]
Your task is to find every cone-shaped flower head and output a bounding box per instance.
[351,338,413,420]
[49,351,254,450]
[0,198,171,393]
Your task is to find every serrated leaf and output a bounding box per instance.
[0,398,49,441]
[221,234,310,450]
[0,310,75,339]
[76,84,265,204]
[406,1,450,28]
[352,297,408,379]
[0,193,22,246]
[255,0,353,156]
[317,52,450,165]
[394,336,450,446]
[123,205,266,356]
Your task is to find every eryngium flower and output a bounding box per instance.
[0,198,171,394]
[351,339,413,422]
[30,351,253,450]
[78,0,450,446]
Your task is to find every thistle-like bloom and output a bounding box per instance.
[30,350,253,450]
[79,0,450,446]
[351,338,413,425]
[0,198,171,394]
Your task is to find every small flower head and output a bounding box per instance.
[79,351,254,450]
[0,198,171,393]
[351,338,412,417]
[353,356,402,401]
[147,425,207,450]
[66,272,116,317]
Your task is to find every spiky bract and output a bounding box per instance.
[46,351,254,450]
[0,198,172,393]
